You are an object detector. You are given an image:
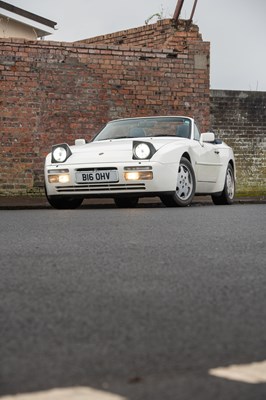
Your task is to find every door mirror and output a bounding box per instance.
[200,132,215,144]
[75,139,86,146]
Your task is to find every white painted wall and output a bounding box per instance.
[0,15,38,39]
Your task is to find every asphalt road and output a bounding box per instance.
[0,204,265,400]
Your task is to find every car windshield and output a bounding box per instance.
[92,117,192,141]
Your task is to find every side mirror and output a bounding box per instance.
[200,132,215,144]
[75,139,86,146]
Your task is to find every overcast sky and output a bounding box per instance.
[6,0,266,91]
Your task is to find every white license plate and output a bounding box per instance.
[76,170,118,183]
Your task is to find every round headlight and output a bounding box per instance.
[53,147,67,162]
[134,143,151,159]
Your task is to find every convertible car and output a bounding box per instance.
[44,116,236,209]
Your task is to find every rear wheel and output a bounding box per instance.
[160,157,196,207]
[114,197,139,208]
[212,163,235,205]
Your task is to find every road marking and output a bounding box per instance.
[0,387,126,400]
[209,360,266,384]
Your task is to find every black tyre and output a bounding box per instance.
[160,157,196,207]
[114,197,139,208]
[212,163,235,205]
[45,189,83,209]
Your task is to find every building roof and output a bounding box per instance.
[0,0,57,37]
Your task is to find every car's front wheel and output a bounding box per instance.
[114,197,139,208]
[212,163,235,205]
[160,157,196,207]
[46,193,83,209]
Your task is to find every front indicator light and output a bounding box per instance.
[48,174,70,184]
[124,171,153,181]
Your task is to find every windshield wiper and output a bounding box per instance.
[148,134,174,137]
[113,136,128,139]
[94,136,129,141]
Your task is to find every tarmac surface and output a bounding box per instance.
[0,195,265,209]
[0,203,265,400]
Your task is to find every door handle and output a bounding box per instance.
[214,150,220,154]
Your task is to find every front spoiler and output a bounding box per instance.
[45,161,178,197]
[46,191,176,200]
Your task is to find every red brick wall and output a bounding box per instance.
[77,19,202,50]
[0,20,210,195]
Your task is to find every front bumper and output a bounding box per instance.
[45,161,177,198]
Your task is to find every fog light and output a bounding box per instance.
[125,172,140,180]
[59,174,70,183]
[48,174,70,184]
[124,171,153,181]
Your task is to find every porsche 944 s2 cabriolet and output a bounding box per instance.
[44,116,236,208]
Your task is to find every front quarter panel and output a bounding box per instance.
[45,153,52,165]
[151,140,191,164]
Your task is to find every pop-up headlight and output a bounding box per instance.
[132,141,156,160]
[51,144,72,163]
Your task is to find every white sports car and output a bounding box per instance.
[44,116,236,209]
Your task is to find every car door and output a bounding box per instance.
[194,142,222,184]
[192,125,223,190]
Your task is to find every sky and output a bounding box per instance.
[5,0,266,91]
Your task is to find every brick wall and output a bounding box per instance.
[0,19,210,195]
[77,19,203,50]
[210,90,266,196]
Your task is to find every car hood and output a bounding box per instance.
[63,137,187,164]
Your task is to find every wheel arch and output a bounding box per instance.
[229,159,234,170]
[181,151,191,163]
[228,159,236,181]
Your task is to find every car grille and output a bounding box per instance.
[55,183,146,193]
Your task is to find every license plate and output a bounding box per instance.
[75,170,118,183]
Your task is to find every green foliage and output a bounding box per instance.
[145,5,166,25]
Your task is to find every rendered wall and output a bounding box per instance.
[0,15,38,40]
[210,90,266,196]
[0,19,210,195]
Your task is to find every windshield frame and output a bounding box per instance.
[92,116,193,142]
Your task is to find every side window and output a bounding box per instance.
[194,124,200,141]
